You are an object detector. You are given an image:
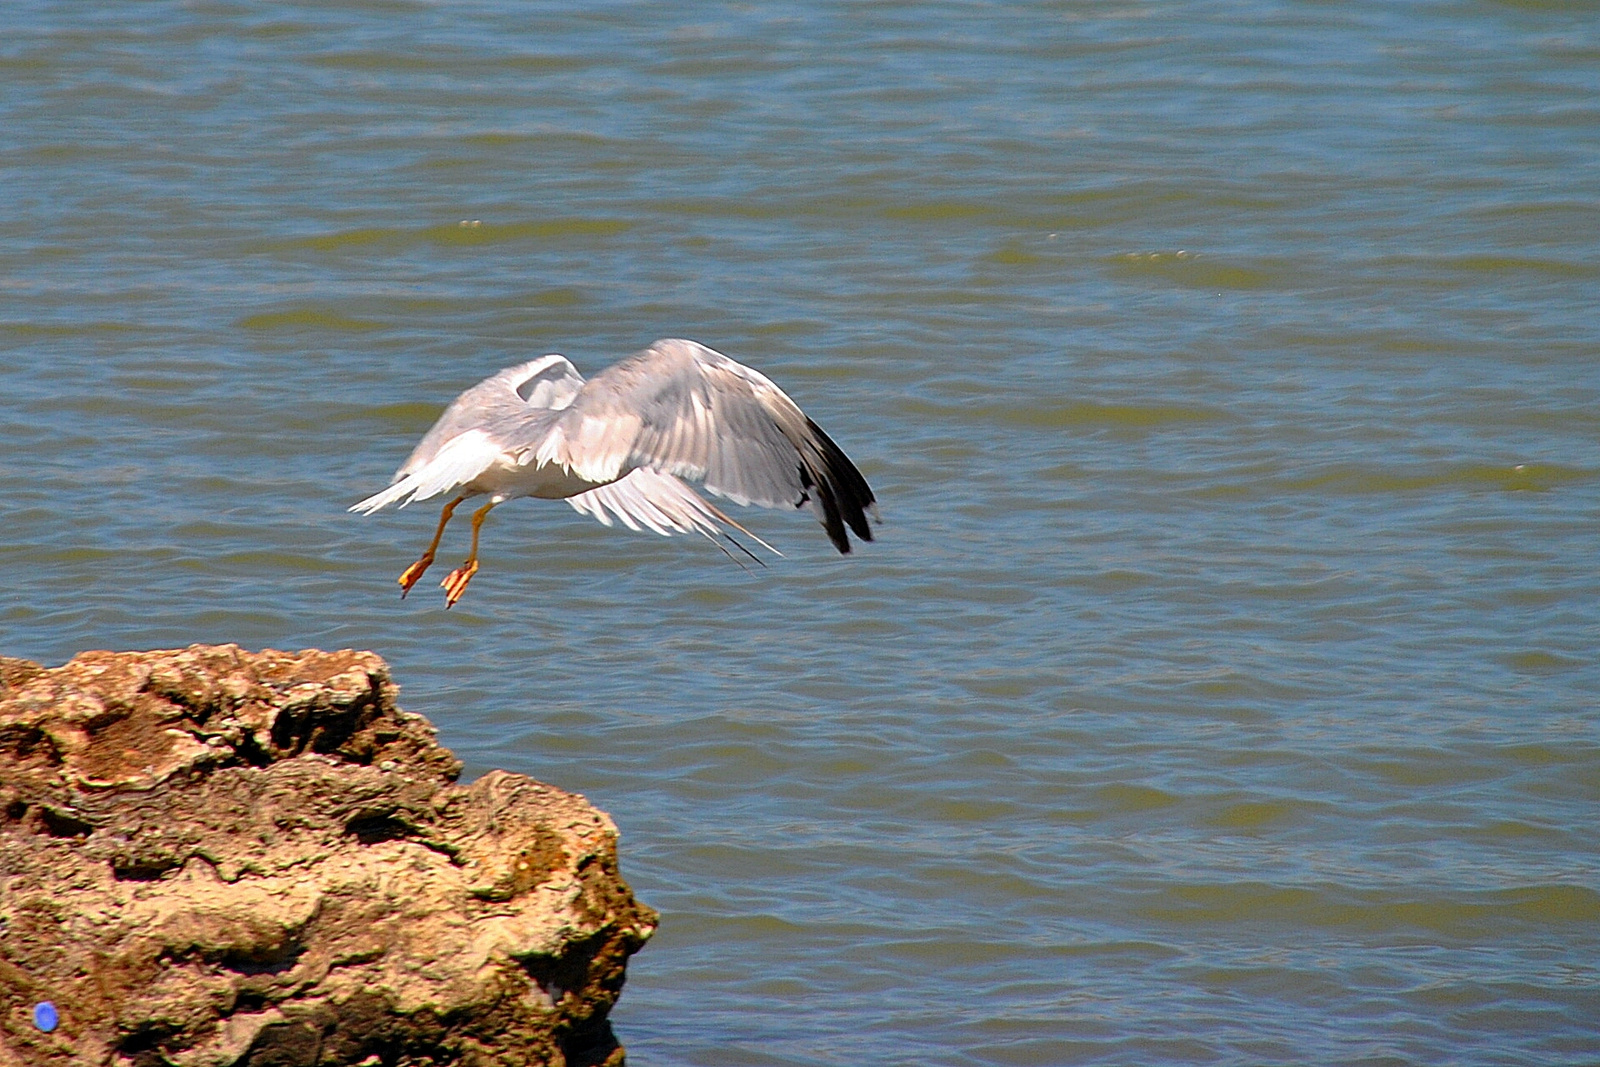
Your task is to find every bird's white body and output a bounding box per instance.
[350,338,876,603]
[403,425,610,501]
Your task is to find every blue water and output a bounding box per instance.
[3,2,1598,1063]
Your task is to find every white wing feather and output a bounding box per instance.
[541,339,810,505]
[566,468,779,554]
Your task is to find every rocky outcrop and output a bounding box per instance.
[0,645,656,1067]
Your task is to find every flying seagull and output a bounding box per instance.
[350,338,877,606]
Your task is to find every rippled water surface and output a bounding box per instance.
[4,2,1599,1063]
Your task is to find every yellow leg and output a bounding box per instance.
[441,499,497,608]
[398,495,467,597]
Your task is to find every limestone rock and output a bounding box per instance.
[0,645,656,1066]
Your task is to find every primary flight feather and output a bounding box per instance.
[350,338,877,606]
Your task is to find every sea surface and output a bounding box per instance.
[3,2,1598,1064]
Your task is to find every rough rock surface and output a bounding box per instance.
[0,645,656,1067]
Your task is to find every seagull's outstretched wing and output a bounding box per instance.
[536,339,876,552]
[349,355,584,514]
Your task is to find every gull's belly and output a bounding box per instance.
[468,457,615,502]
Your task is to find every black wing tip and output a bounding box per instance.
[802,417,877,554]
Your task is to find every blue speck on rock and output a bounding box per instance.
[33,1001,59,1032]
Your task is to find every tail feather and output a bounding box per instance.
[350,428,503,515]
[349,476,421,515]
